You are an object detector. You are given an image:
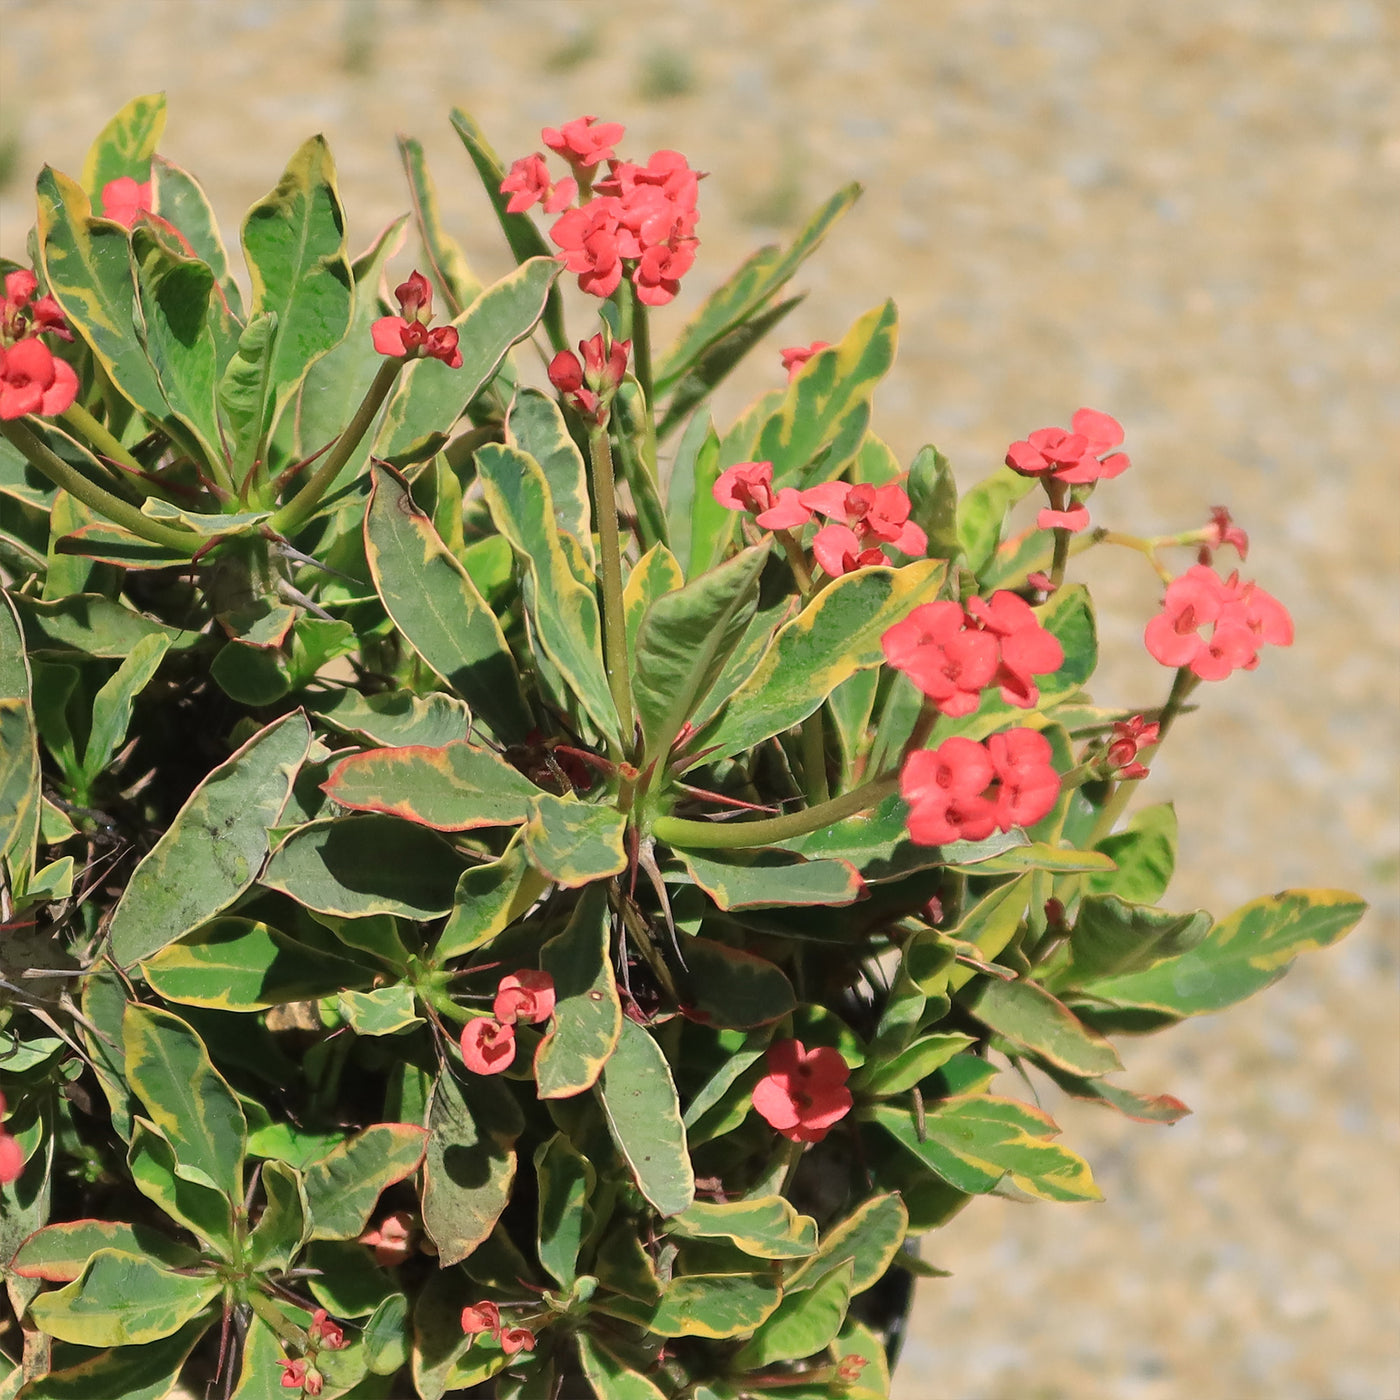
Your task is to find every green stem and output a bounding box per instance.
[268,357,402,537]
[0,417,198,555]
[630,288,654,426]
[652,771,899,850]
[774,528,814,597]
[800,710,829,805]
[587,423,634,758]
[57,403,144,493]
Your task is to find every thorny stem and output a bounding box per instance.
[587,422,634,762]
[0,417,199,555]
[268,357,402,537]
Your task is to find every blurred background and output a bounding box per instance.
[2,2,1396,1396]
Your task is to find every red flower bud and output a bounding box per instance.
[548,350,584,395]
[394,270,433,321]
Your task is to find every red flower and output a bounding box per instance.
[963,591,1064,709]
[4,270,37,306]
[880,601,1000,717]
[633,235,697,306]
[308,1309,345,1351]
[780,340,830,380]
[370,271,461,367]
[277,1358,322,1395]
[812,523,888,578]
[1143,564,1287,681]
[550,200,625,298]
[713,461,813,531]
[1037,503,1091,533]
[461,1301,502,1336]
[542,115,626,170]
[1006,408,1129,485]
[357,1210,415,1266]
[100,176,153,228]
[499,1327,536,1356]
[494,970,556,1026]
[0,1092,23,1185]
[1104,714,1160,780]
[393,271,433,322]
[1198,505,1249,565]
[985,728,1060,831]
[0,338,79,420]
[460,1017,516,1074]
[500,154,577,214]
[751,1039,852,1143]
[424,326,462,368]
[548,335,629,423]
[802,480,927,558]
[900,736,998,845]
[836,1354,869,1382]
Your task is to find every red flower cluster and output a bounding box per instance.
[277,1358,322,1395]
[1006,408,1129,485]
[901,729,1060,846]
[779,340,830,380]
[0,270,78,422]
[1103,714,1160,780]
[461,1299,535,1355]
[505,117,701,306]
[100,176,153,228]
[548,332,630,423]
[1144,564,1292,681]
[881,592,1063,718]
[0,1092,25,1184]
[751,1039,852,1143]
[459,969,556,1075]
[712,463,930,576]
[371,271,462,368]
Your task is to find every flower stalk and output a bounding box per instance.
[587,421,634,757]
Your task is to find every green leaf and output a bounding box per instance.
[374,258,560,463]
[957,466,1036,574]
[1081,888,1367,1016]
[228,1313,289,1400]
[122,1003,247,1202]
[671,847,864,911]
[10,592,191,658]
[28,1249,218,1348]
[1036,1065,1191,1125]
[421,1070,520,1267]
[246,1159,307,1272]
[109,710,311,966]
[217,312,278,483]
[597,1016,694,1218]
[677,934,796,1030]
[11,1220,198,1283]
[575,1333,668,1400]
[699,559,945,765]
[633,544,766,767]
[942,841,1114,875]
[337,984,423,1037]
[81,632,170,779]
[322,740,541,832]
[732,1261,853,1369]
[0,597,40,876]
[1088,803,1177,904]
[81,966,135,1141]
[624,544,685,667]
[36,167,173,425]
[535,887,622,1099]
[16,1318,206,1400]
[965,976,1122,1077]
[261,814,470,919]
[534,1134,595,1289]
[476,442,618,746]
[856,1034,975,1096]
[52,523,192,570]
[303,1123,427,1241]
[151,153,243,316]
[906,444,960,559]
[131,221,237,468]
[81,93,165,199]
[126,1118,234,1245]
[412,1271,506,1400]
[668,1196,817,1260]
[447,108,564,349]
[141,918,376,1010]
[364,462,529,745]
[872,1096,1102,1203]
[507,389,593,570]
[616,1272,781,1339]
[523,794,627,888]
[656,183,861,389]
[787,1192,908,1297]
[1055,895,1213,988]
[241,135,353,427]
[664,413,719,579]
[396,135,480,316]
[435,833,548,962]
[309,688,471,750]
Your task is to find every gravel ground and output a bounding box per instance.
[2,2,1396,1397]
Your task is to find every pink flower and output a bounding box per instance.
[713,461,813,531]
[460,1017,516,1075]
[985,728,1060,831]
[812,523,887,578]
[500,153,577,214]
[542,115,626,170]
[500,1327,536,1356]
[1006,408,1130,485]
[0,338,79,420]
[801,480,927,557]
[550,200,625,298]
[780,341,830,380]
[963,591,1064,709]
[1198,505,1249,564]
[494,970,556,1026]
[633,235,697,306]
[0,1092,23,1185]
[100,176,153,228]
[4,270,37,306]
[371,270,461,367]
[1104,714,1160,780]
[277,1358,322,1395]
[751,1039,852,1143]
[1037,503,1091,533]
[461,1301,502,1336]
[1143,564,1285,681]
[357,1211,415,1266]
[308,1309,345,1351]
[880,601,1000,717]
[900,737,998,845]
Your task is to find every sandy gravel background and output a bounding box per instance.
[2,2,1397,1397]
